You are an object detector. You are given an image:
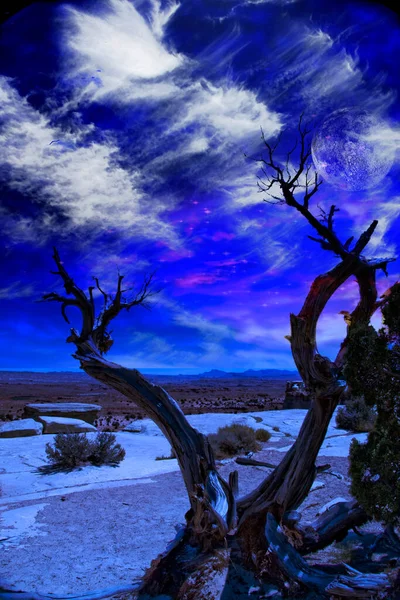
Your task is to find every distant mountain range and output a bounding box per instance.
[0,368,300,382]
[196,369,299,379]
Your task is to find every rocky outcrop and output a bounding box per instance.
[283,381,311,409]
[37,416,97,434]
[24,402,101,424]
[0,418,43,438]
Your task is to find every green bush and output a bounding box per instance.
[344,283,400,525]
[349,424,400,525]
[335,396,376,433]
[255,428,272,442]
[44,432,125,470]
[208,424,261,459]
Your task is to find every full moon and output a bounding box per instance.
[311,108,394,191]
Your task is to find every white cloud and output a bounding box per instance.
[177,80,282,141]
[230,209,304,273]
[317,312,348,345]
[364,199,400,256]
[173,311,232,340]
[0,77,178,246]
[65,0,183,98]
[61,0,283,203]
[223,170,273,208]
[235,319,292,346]
[359,122,400,166]
[187,137,210,154]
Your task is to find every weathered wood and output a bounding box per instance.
[368,523,400,556]
[236,121,396,578]
[260,513,334,593]
[235,457,277,468]
[259,515,393,598]
[298,500,370,554]
[235,457,330,473]
[39,113,400,599]
[325,565,392,598]
[316,463,331,473]
[43,249,237,552]
[77,349,238,548]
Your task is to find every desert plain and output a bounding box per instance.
[0,371,288,430]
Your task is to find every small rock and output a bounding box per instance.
[0,418,43,438]
[38,416,97,434]
[24,403,101,425]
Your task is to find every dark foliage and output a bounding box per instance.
[346,286,400,524]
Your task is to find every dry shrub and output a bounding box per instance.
[208,424,261,459]
[155,448,176,461]
[255,428,272,442]
[44,432,125,470]
[89,432,126,466]
[335,397,376,433]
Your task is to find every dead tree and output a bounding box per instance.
[39,117,399,599]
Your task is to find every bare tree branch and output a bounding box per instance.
[353,220,379,255]
[42,248,160,355]
[253,117,348,258]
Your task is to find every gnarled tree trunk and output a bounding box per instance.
[37,118,399,599]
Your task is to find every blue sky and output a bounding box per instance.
[0,0,399,373]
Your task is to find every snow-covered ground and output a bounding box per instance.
[0,408,367,596]
[0,408,366,505]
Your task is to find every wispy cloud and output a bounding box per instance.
[157,295,234,340]
[270,24,395,114]
[149,0,181,40]
[176,80,282,141]
[0,77,178,246]
[0,282,36,299]
[359,122,400,165]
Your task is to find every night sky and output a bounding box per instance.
[0,0,399,374]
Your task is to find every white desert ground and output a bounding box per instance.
[0,409,368,597]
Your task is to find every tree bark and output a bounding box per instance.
[46,251,395,598]
[282,500,370,555]
[73,340,238,552]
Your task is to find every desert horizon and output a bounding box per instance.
[0,370,297,430]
